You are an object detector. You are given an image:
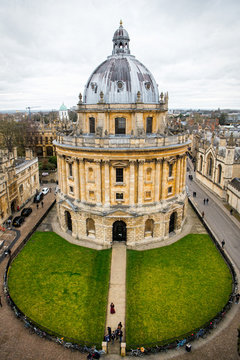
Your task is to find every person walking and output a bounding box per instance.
[36,203,39,210]
[118,321,122,329]
[119,329,123,343]
[110,302,115,314]
[0,296,2,307]
[107,326,111,337]
[203,198,206,205]
[206,198,209,204]
[221,239,225,249]
[41,201,44,208]
[111,331,115,344]
[202,211,204,218]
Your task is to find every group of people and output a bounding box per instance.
[104,322,123,344]
[203,198,209,205]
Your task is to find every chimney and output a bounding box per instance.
[25,148,32,161]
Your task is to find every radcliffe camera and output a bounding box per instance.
[0,1,240,359]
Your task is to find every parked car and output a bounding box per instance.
[42,187,49,195]
[21,207,32,217]
[33,192,44,203]
[12,216,25,227]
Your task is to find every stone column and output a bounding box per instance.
[129,160,135,206]
[95,160,102,205]
[175,156,181,194]
[182,155,187,190]
[138,160,144,204]
[179,156,183,193]
[104,160,110,206]
[74,158,80,201]
[155,159,161,202]
[57,155,62,192]
[161,159,167,199]
[62,155,67,195]
[79,158,86,202]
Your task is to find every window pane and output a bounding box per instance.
[146,117,152,134]
[89,117,95,134]
[115,117,126,134]
[116,168,123,182]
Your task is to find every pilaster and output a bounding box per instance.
[154,159,161,202]
[129,160,136,206]
[79,158,86,202]
[138,160,144,204]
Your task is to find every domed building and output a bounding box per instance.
[54,22,190,247]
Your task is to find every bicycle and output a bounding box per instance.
[176,339,186,349]
[129,348,144,357]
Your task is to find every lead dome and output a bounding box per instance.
[83,21,160,105]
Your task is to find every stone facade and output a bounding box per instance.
[196,131,240,199]
[54,23,189,247]
[0,148,40,225]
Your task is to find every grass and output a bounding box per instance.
[8,232,111,346]
[126,234,232,347]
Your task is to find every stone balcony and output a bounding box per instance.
[55,133,190,150]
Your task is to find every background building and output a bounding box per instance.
[0,148,39,225]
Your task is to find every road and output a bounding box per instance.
[187,158,240,270]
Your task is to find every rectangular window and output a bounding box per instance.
[69,163,73,177]
[89,117,95,134]
[168,186,173,194]
[116,168,123,183]
[146,117,153,134]
[145,191,152,199]
[45,137,48,144]
[116,193,123,200]
[115,117,126,134]
[69,186,74,193]
[169,164,173,177]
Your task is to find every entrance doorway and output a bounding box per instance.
[11,200,16,213]
[65,211,72,232]
[169,212,177,234]
[113,221,126,242]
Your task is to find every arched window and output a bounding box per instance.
[146,168,152,182]
[144,219,154,237]
[69,163,73,177]
[207,154,213,177]
[199,155,203,172]
[218,164,222,184]
[86,218,95,236]
[88,167,94,182]
[19,184,23,194]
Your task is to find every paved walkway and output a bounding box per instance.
[105,242,126,355]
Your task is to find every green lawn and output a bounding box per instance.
[8,232,111,346]
[126,234,232,347]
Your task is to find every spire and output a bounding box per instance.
[112,21,130,55]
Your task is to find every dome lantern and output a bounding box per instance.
[112,20,130,55]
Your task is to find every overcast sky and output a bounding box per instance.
[0,0,239,111]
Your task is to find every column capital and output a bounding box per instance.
[155,158,162,164]
[129,159,137,165]
[102,159,110,165]
[138,159,145,165]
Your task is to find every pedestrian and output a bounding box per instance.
[0,296,2,307]
[203,198,206,205]
[41,201,44,208]
[230,209,233,215]
[111,331,115,344]
[221,239,225,249]
[107,326,111,337]
[185,343,192,352]
[36,203,39,210]
[119,329,123,343]
[202,211,204,218]
[110,302,115,314]
[118,321,122,329]
[206,198,209,204]
[49,187,52,193]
